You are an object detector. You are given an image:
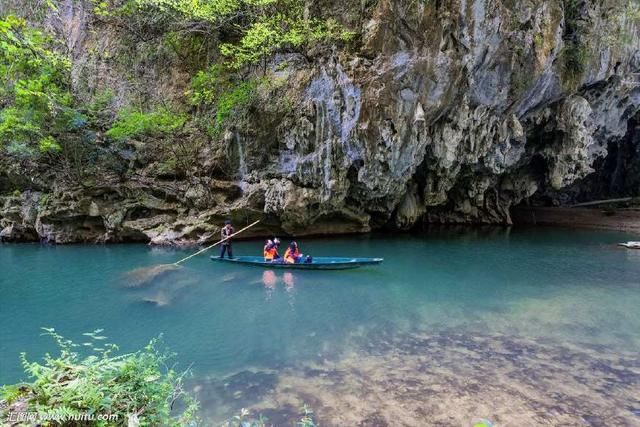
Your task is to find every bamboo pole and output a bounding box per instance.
[570,197,632,207]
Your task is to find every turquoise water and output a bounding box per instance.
[1,227,640,425]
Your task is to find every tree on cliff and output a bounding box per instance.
[0,15,73,156]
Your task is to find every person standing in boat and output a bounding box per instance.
[219,219,234,259]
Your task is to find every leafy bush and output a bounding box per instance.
[106,109,187,141]
[129,0,354,71]
[133,0,243,23]
[0,15,75,155]
[0,328,199,426]
[221,7,354,71]
[220,10,353,70]
[189,64,226,106]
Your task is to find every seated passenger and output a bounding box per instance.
[284,241,303,264]
[263,239,273,259]
[264,238,280,261]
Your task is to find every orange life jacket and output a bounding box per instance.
[284,247,300,263]
[264,246,278,260]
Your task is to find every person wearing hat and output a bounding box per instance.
[220,219,234,259]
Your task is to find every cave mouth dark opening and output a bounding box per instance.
[517,110,640,209]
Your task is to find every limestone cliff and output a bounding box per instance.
[1,0,639,243]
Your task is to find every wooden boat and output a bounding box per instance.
[618,241,640,249]
[210,255,383,270]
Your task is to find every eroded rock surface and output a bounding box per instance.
[1,0,639,243]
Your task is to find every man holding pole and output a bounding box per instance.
[219,219,234,259]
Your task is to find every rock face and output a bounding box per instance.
[1,0,639,243]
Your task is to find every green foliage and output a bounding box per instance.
[1,328,199,427]
[560,43,588,89]
[106,108,187,141]
[189,64,226,105]
[157,157,178,175]
[91,0,112,17]
[38,135,62,153]
[0,384,24,403]
[560,0,588,89]
[0,15,74,156]
[128,0,353,70]
[38,192,50,207]
[189,65,258,134]
[215,80,257,130]
[85,89,116,128]
[219,1,353,70]
[533,33,543,47]
[161,31,214,71]
[133,0,245,23]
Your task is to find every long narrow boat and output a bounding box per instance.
[210,255,383,270]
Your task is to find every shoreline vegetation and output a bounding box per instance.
[0,328,199,427]
[0,328,317,427]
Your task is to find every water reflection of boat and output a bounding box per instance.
[260,270,295,289]
[282,272,294,289]
[260,270,296,306]
[618,241,640,249]
[211,256,383,270]
[262,270,277,289]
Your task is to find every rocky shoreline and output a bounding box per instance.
[2,188,639,245]
[512,206,640,234]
